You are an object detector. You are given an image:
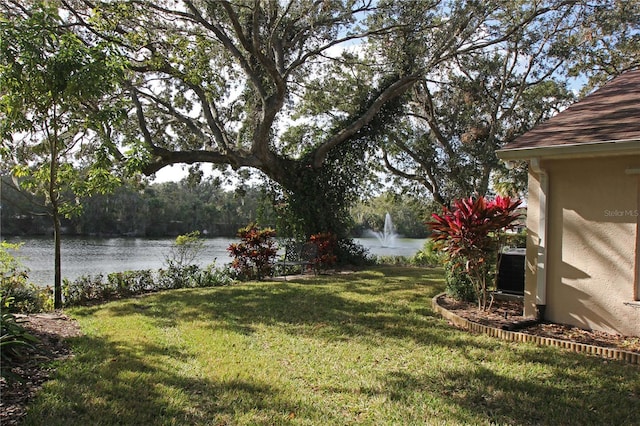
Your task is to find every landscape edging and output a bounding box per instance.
[431,292,639,365]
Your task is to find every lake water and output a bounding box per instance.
[4,236,426,286]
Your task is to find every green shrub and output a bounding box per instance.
[158,232,211,288]
[335,239,375,266]
[411,239,444,267]
[1,299,39,381]
[108,270,155,296]
[501,230,527,248]
[107,272,130,297]
[157,264,201,289]
[63,274,106,306]
[444,260,476,303]
[1,279,50,313]
[1,241,51,313]
[375,255,411,266]
[194,263,233,287]
[63,264,232,307]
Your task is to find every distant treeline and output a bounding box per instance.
[1,176,276,238]
[1,176,432,239]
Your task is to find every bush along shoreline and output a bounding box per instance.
[61,263,234,307]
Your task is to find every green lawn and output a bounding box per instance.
[23,267,640,425]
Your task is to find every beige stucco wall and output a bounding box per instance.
[525,155,640,337]
[524,169,542,319]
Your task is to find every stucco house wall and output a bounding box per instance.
[498,69,640,337]
[525,156,640,336]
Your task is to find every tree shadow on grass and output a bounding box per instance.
[63,268,640,425]
[88,268,494,354]
[303,266,445,291]
[22,334,334,426]
[376,356,640,426]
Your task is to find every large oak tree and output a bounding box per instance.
[49,0,581,239]
[7,1,624,242]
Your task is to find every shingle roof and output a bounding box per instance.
[499,69,640,153]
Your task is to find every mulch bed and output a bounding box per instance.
[1,313,83,426]
[438,295,640,354]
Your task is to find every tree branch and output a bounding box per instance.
[312,73,419,168]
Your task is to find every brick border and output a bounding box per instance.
[431,293,639,365]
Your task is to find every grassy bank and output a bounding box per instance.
[23,267,640,425]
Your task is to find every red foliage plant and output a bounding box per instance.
[309,232,338,268]
[227,223,278,280]
[428,196,522,309]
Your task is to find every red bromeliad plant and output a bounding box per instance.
[227,223,278,280]
[429,196,522,309]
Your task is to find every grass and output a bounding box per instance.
[23,266,640,425]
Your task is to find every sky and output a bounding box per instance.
[152,164,190,183]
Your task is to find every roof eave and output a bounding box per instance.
[496,139,640,161]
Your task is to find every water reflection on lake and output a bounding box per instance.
[5,236,426,286]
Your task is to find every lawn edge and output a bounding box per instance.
[431,293,639,365]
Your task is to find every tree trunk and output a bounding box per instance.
[52,204,62,309]
[49,114,63,309]
[273,158,359,240]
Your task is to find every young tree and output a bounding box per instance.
[164,231,205,269]
[0,2,125,307]
[57,0,575,240]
